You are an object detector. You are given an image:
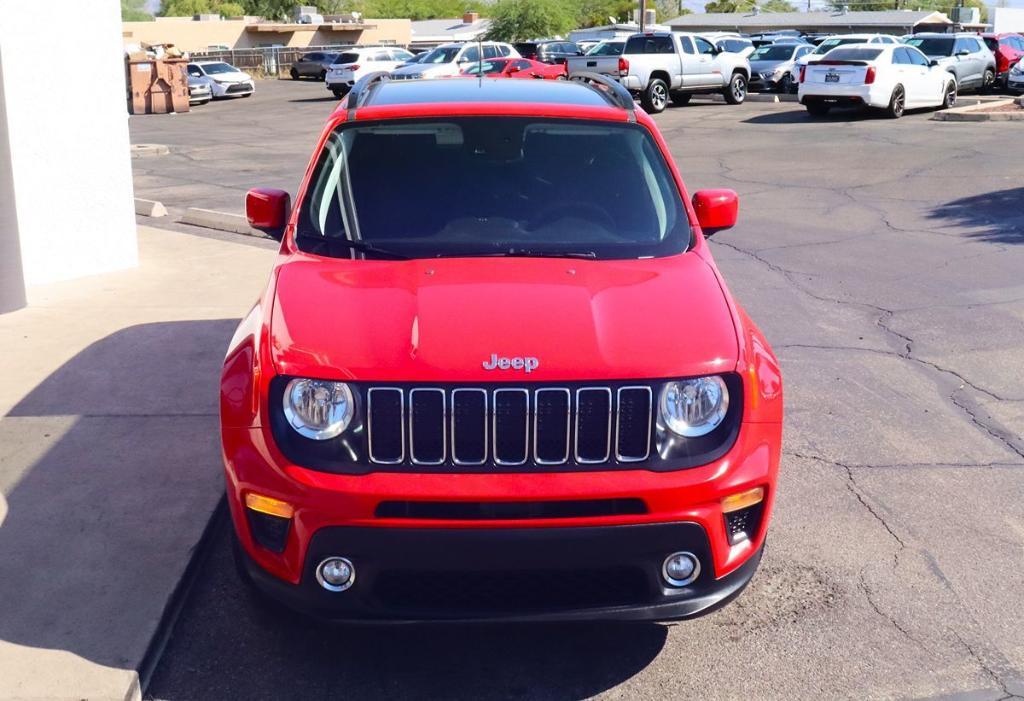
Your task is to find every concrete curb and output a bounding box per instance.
[181,207,267,237]
[137,497,228,695]
[932,98,1023,121]
[135,198,167,218]
[704,92,798,104]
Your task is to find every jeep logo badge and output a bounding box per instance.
[482,353,539,373]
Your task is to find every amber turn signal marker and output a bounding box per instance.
[722,486,765,514]
[245,492,295,519]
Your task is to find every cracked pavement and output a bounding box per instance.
[138,82,1024,700]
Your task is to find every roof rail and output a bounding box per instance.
[345,70,391,118]
[569,72,636,118]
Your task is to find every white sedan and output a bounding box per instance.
[798,44,957,118]
[187,61,255,99]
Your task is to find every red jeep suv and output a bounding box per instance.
[222,73,783,621]
[981,33,1024,87]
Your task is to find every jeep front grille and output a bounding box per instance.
[366,385,653,469]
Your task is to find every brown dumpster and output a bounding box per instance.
[125,57,190,115]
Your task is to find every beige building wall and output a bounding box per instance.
[122,16,411,52]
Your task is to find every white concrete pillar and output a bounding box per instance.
[0,0,137,312]
[0,50,27,314]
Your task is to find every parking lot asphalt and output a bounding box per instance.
[139,79,1024,701]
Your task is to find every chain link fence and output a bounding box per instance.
[188,43,404,77]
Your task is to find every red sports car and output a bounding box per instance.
[460,57,567,80]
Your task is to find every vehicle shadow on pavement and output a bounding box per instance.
[928,187,1024,245]
[289,96,340,104]
[0,320,237,678]
[743,108,877,124]
[149,522,668,700]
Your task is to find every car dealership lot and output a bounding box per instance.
[135,79,1024,700]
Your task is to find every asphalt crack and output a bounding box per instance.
[788,452,907,558]
[713,239,1024,456]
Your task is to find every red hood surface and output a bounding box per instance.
[270,252,738,382]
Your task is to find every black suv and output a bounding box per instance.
[513,41,583,65]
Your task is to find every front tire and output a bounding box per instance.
[886,84,905,118]
[982,68,995,91]
[642,78,669,114]
[941,80,957,109]
[723,72,747,104]
[670,92,692,107]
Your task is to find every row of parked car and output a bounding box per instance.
[276,28,1024,119]
[564,29,1022,115]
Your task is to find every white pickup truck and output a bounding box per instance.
[570,32,751,113]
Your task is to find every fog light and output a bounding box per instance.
[662,551,700,587]
[316,557,355,592]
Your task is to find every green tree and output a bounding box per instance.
[651,0,692,21]
[486,0,575,41]
[160,0,245,16]
[705,0,794,11]
[122,0,154,20]
[573,0,635,26]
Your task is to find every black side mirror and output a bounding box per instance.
[929,59,939,67]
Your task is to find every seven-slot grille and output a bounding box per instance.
[366,386,653,469]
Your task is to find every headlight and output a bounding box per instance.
[658,376,729,437]
[1012,62,1023,75]
[283,378,354,440]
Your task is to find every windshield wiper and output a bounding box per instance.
[296,234,410,260]
[452,249,598,260]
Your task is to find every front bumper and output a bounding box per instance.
[212,80,254,97]
[223,413,780,620]
[749,73,786,91]
[236,521,764,622]
[1008,74,1024,92]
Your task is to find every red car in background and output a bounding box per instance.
[460,57,567,80]
[980,33,1024,86]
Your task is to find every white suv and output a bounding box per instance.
[390,42,520,80]
[326,47,416,97]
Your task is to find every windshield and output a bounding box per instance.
[298,118,689,260]
[587,41,624,56]
[463,59,509,75]
[201,62,238,74]
[814,38,867,54]
[718,39,752,53]
[419,46,460,64]
[751,45,796,60]
[904,37,955,56]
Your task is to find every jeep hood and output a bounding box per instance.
[270,252,738,382]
